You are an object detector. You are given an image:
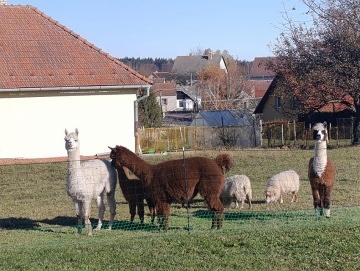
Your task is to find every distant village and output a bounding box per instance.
[120,53,276,127]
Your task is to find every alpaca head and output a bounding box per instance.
[64,128,79,151]
[108,146,117,167]
[312,122,328,143]
[108,146,124,168]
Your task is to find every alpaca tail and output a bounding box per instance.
[214,154,233,174]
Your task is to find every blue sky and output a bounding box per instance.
[8,0,310,61]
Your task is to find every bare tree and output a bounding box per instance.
[271,0,360,143]
[198,53,249,110]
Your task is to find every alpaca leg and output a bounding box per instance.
[311,188,322,218]
[129,201,137,222]
[146,198,156,224]
[95,195,105,231]
[156,201,171,231]
[74,199,83,234]
[84,200,93,236]
[323,186,333,218]
[106,191,116,230]
[137,199,145,224]
[204,196,224,229]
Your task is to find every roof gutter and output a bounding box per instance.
[0,85,151,92]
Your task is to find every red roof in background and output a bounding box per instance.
[0,5,151,90]
[152,82,176,96]
[249,57,276,78]
[319,95,353,112]
[247,80,272,98]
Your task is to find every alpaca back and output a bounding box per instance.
[67,158,117,200]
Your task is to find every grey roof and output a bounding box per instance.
[171,54,223,76]
[191,110,252,127]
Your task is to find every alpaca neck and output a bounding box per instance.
[118,147,152,183]
[66,148,81,171]
[313,141,327,177]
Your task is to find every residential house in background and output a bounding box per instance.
[246,57,276,112]
[150,71,201,114]
[171,52,228,85]
[0,4,151,158]
[254,75,354,124]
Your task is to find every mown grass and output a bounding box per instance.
[0,146,360,270]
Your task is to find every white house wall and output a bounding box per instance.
[0,93,136,158]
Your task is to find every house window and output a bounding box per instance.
[162,98,167,105]
[244,101,248,109]
[275,96,281,108]
[178,100,184,108]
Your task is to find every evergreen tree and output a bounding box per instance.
[138,89,163,128]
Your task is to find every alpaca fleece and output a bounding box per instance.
[65,129,117,236]
[265,169,300,203]
[308,122,335,218]
[110,149,155,224]
[221,175,252,209]
[110,145,233,230]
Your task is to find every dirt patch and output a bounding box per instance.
[0,155,109,166]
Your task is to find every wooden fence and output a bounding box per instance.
[138,118,354,153]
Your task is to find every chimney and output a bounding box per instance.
[0,0,6,5]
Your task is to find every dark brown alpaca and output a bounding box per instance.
[109,145,233,230]
[308,122,336,218]
[110,149,155,224]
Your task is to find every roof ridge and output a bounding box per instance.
[29,5,151,85]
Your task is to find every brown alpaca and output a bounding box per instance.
[308,122,336,218]
[109,145,233,230]
[110,151,156,224]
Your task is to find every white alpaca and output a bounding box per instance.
[64,128,117,236]
[265,170,300,204]
[221,175,252,209]
[308,122,335,218]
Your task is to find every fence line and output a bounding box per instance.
[138,118,354,153]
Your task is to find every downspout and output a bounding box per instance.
[134,86,151,154]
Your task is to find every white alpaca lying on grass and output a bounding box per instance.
[265,169,300,204]
[221,175,252,209]
[64,128,117,236]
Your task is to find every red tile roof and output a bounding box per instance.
[152,82,176,96]
[0,5,151,90]
[249,57,276,78]
[247,80,272,98]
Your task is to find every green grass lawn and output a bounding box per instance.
[0,147,360,270]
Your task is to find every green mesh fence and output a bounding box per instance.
[0,147,359,245]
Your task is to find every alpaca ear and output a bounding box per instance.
[323,122,327,129]
[65,128,68,135]
[108,146,114,151]
[75,128,79,135]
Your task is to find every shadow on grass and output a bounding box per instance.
[0,215,162,232]
[192,209,313,222]
[0,217,39,230]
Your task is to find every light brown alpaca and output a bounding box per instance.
[308,122,336,218]
[109,145,233,230]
